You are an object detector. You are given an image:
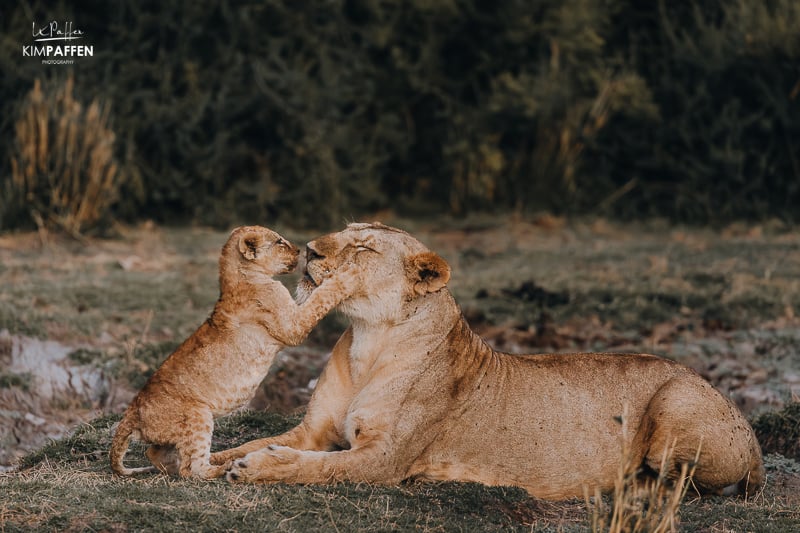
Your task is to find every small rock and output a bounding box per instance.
[747,368,769,385]
[24,413,46,426]
[784,372,800,385]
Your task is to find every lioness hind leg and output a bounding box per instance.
[634,375,764,494]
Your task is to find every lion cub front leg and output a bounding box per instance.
[262,265,356,346]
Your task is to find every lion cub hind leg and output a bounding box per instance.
[173,409,229,479]
[146,445,180,476]
[634,375,764,495]
[110,412,159,476]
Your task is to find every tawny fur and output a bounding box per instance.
[221,222,764,500]
[109,226,355,479]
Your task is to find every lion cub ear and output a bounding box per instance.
[238,231,265,261]
[406,251,451,295]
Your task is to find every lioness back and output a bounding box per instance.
[414,329,722,497]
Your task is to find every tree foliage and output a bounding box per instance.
[1,0,798,230]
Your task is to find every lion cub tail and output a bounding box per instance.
[110,412,157,476]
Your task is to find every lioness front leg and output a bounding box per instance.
[212,328,357,466]
[226,444,401,485]
[210,424,310,466]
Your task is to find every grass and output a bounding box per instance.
[753,402,800,460]
[585,409,699,533]
[3,413,588,532]
[1,471,556,532]
[0,372,32,391]
[442,222,800,333]
[2,412,799,532]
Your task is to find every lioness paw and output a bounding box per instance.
[225,446,302,483]
[325,262,358,285]
[225,455,256,483]
[225,459,247,483]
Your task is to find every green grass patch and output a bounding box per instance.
[5,410,799,532]
[753,403,800,461]
[6,412,588,532]
[0,371,32,391]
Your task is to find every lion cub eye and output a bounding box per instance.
[355,245,376,253]
[275,239,289,248]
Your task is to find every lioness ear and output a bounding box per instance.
[406,251,451,295]
[238,232,264,261]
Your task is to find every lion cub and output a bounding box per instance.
[110,226,353,479]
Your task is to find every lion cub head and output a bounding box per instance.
[297,222,450,321]
[223,226,300,278]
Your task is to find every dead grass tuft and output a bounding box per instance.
[585,408,699,533]
[6,75,131,236]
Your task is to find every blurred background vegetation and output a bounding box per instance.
[1,0,799,232]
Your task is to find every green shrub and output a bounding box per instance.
[753,402,800,460]
[588,0,800,221]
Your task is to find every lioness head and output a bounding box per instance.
[297,222,450,321]
[226,225,300,276]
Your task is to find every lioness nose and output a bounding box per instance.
[306,242,325,262]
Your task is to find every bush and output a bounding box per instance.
[1,0,798,228]
[587,0,800,221]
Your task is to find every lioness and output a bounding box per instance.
[220,222,764,500]
[110,226,354,479]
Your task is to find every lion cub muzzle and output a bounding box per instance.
[283,247,300,273]
[271,238,299,274]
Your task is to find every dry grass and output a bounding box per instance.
[2,413,589,532]
[7,75,128,236]
[585,408,699,533]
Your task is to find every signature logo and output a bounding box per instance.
[23,21,94,64]
[32,21,85,42]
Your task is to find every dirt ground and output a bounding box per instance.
[1,216,799,530]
